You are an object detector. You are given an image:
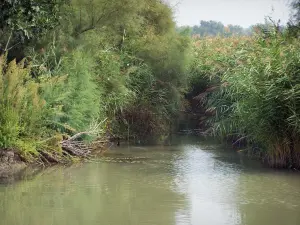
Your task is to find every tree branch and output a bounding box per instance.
[68,132,92,141]
[74,25,96,37]
[73,7,120,37]
[4,31,12,51]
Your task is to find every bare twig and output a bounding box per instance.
[6,42,20,51]
[4,32,12,51]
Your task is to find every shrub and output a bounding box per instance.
[0,55,45,156]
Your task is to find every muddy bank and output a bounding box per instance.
[0,140,110,182]
[0,149,27,182]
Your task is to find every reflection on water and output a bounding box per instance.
[0,136,300,225]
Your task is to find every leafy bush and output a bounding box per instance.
[0,0,191,158]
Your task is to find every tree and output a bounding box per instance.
[187,20,249,37]
[70,0,142,38]
[288,0,300,37]
[0,0,65,57]
[291,0,300,23]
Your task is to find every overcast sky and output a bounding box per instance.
[167,0,291,27]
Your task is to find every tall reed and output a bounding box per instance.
[191,30,300,169]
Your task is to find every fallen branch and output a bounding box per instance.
[61,140,92,157]
[68,132,91,141]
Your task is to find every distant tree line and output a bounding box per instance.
[176,19,294,38]
[177,20,253,37]
[287,0,300,37]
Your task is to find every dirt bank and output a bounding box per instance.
[0,149,27,180]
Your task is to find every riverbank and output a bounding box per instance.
[1,135,298,181]
[1,141,300,225]
[0,149,27,180]
[0,137,115,180]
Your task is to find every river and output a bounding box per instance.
[0,136,300,225]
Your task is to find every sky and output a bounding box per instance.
[167,0,291,27]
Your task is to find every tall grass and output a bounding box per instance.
[191,29,300,169]
[0,55,46,158]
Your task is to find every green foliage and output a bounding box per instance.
[190,30,300,169]
[95,51,135,118]
[70,0,142,38]
[59,50,101,131]
[55,0,190,142]
[287,0,300,38]
[0,0,191,161]
[291,0,300,23]
[0,0,65,41]
[1,0,299,170]
[116,62,169,141]
[0,0,66,63]
[0,55,45,155]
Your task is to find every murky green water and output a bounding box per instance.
[0,137,300,225]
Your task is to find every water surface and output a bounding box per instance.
[0,137,299,225]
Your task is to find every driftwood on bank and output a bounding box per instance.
[62,140,92,157]
[61,132,111,158]
[39,151,61,164]
[60,119,110,158]
[37,129,112,165]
